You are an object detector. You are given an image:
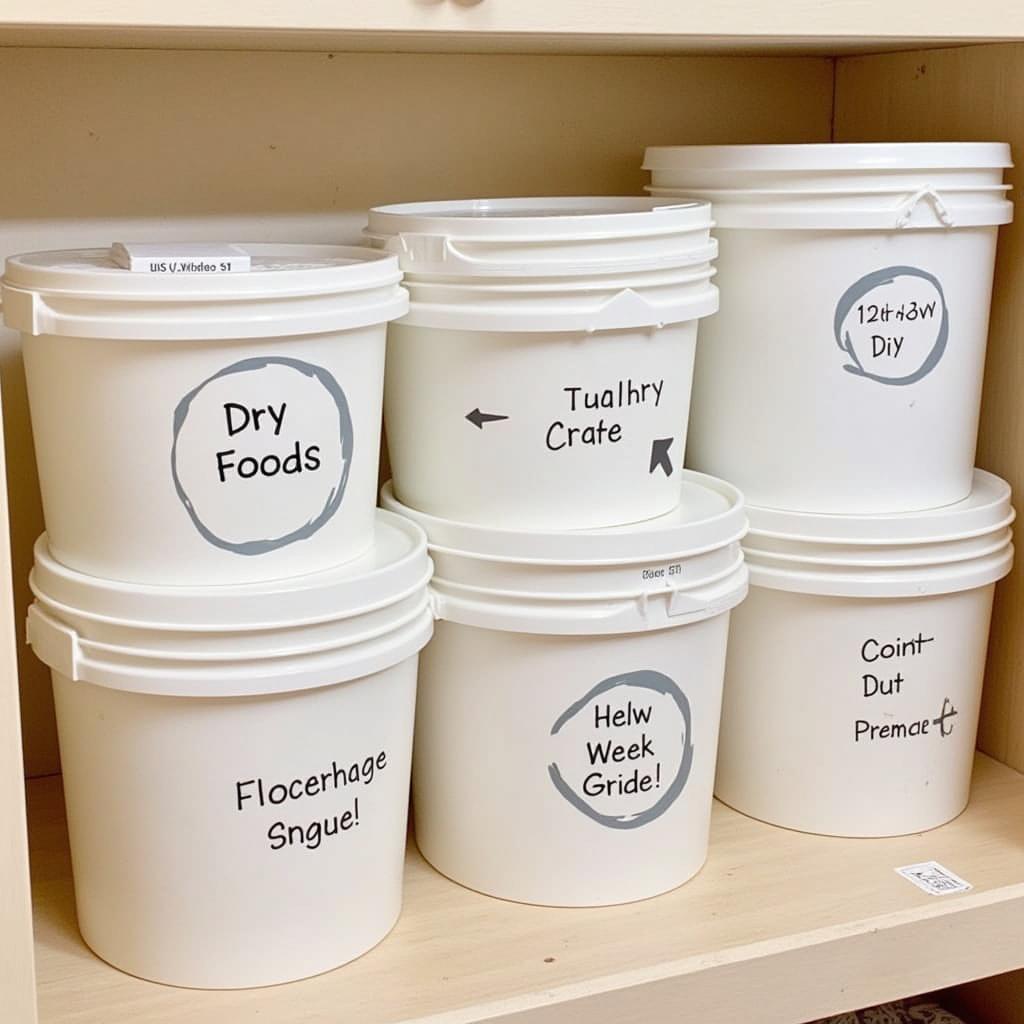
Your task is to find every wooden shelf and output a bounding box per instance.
[0,1,1022,54]
[27,753,1024,1024]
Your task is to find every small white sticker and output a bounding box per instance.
[110,242,251,274]
[895,860,972,896]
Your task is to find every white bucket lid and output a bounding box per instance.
[744,469,1015,598]
[365,196,715,276]
[366,197,718,331]
[643,143,1013,229]
[381,471,748,635]
[27,510,433,696]
[2,243,408,340]
[643,142,1013,173]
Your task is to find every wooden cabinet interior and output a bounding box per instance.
[5,34,1024,1024]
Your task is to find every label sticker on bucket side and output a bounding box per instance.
[171,356,352,554]
[834,266,949,386]
[548,670,693,829]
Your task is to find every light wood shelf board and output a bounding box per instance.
[28,754,1024,1024]
[0,2,1021,54]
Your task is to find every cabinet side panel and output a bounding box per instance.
[836,42,1024,772]
[0,385,38,1023]
[0,46,834,776]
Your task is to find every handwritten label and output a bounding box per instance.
[171,356,352,554]
[234,750,388,852]
[852,631,959,744]
[544,378,665,452]
[548,670,693,829]
[835,266,949,385]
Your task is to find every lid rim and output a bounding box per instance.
[642,142,1014,172]
[380,472,747,565]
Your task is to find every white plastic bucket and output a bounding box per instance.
[366,198,719,530]
[4,243,408,585]
[643,143,1013,513]
[714,469,1014,838]
[381,471,748,906]
[27,510,432,989]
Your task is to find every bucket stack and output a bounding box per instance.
[643,142,1015,836]
[4,243,433,987]
[368,197,748,906]
[4,141,1018,991]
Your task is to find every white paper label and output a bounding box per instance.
[895,861,972,896]
[111,242,251,273]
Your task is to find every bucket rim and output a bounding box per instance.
[3,243,402,297]
[744,470,1012,546]
[366,196,713,239]
[642,142,1014,172]
[380,470,747,566]
[29,510,430,629]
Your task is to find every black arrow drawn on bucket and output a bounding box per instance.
[649,437,674,476]
[466,408,510,430]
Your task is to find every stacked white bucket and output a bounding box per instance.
[368,198,748,905]
[644,143,1016,836]
[4,243,433,986]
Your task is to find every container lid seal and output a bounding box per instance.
[642,142,1014,173]
[746,470,1012,546]
[381,471,746,565]
[2,243,408,340]
[30,510,430,630]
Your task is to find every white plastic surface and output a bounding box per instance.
[27,511,433,695]
[386,321,702,529]
[742,469,1015,597]
[2,243,407,339]
[643,144,1013,228]
[716,584,995,836]
[682,226,1002,512]
[53,655,418,987]
[30,508,432,988]
[22,320,391,584]
[643,142,1013,173]
[414,612,730,906]
[366,197,714,277]
[716,470,1013,837]
[381,471,748,634]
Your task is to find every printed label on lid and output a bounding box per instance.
[111,242,252,274]
[171,356,352,555]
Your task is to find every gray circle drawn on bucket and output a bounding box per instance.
[171,356,353,555]
[548,669,694,830]
[834,266,949,387]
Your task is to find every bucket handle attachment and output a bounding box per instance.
[27,604,81,681]
[896,186,955,229]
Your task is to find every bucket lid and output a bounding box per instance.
[642,143,1014,173]
[2,243,408,340]
[27,510,434,696]
[381,472,748,636]
[743,469,1015,598]
[365,197,715,276]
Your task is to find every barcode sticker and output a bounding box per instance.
[895,860,972,896]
